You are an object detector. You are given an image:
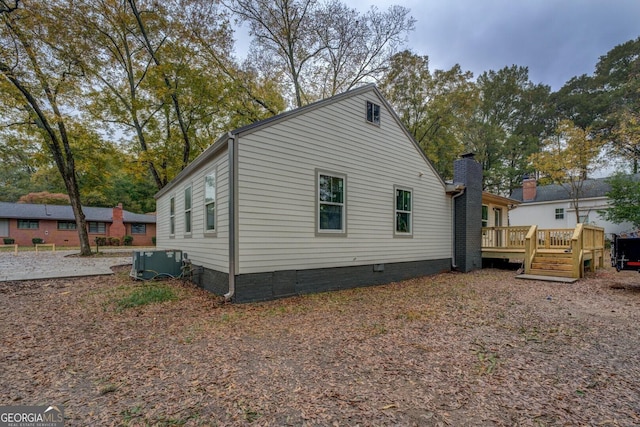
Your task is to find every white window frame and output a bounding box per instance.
[316,170,347,236]
[204,171,217,235]
[184,185,192,235]
[394,186,413,237]
[366,100,380,125]
[169,196,176,236]
[555,208,564,220]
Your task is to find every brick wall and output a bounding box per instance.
[3,218,155,247]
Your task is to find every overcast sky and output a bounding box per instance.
[347,0,640,90]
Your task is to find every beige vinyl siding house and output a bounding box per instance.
[236,92,451,274]
[156,147,230,277]
[156,85,478,302]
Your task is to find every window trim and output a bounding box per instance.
[184,185,192,235]
[555,208,565,220]
[57,220,77,230]
[88,221,106,234]
[315,169,347,236]
[366,100,381,125]
[394,186,413,238]
[204,169,217,236]
[17,219,39,229]
[169,195,176,237]
[130,223,146,234]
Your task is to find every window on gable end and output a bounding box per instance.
[366,101,380,125]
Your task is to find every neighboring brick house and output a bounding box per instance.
[0,202,156,247]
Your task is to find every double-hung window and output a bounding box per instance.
[204,172,216,233]
[395,187,412,235]
[555,208,564,220]
[318,172,346,234]
[184,186,192,234]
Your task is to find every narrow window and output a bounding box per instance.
[555,208,564,220]
[57,220,77,230]
[169,197,175,235]
[366,101,380,125]
[482,205,489,227]
[395,187,412,235]
[318,172,345,233]
[184,186,192,234]
[17,219,38,229]
[88,222,106,233]
[131,223,146,234]
[204,173,216,232]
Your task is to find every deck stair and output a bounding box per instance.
[529,250,573,278]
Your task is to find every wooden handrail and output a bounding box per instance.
[524,225,538,274]
[483,224,605,278]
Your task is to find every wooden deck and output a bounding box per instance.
[482,224,606,279]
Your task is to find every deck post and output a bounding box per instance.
[524,225,538,274]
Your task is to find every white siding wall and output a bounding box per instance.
[509,198,633,237]
[236,91,451,274]
[156,148,229,273]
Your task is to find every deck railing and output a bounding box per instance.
[482,224,605,278]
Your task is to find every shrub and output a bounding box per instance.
[3,238,15,245]
[32,238,44,245]
[108,237,120,246]
[152,237,156,245]
[123,235,133,246]
[95,237,107,246]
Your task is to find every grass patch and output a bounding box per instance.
[115,283,178,312]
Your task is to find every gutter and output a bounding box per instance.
[224,134,237,301]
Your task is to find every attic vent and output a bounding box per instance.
[366,101,380,125]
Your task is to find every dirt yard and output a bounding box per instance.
[1,266,639,426]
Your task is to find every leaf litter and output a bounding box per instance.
[1,266,639,426]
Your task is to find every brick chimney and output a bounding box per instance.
[453,152,482,273]
[110,203,126,239]
[523,177,537,202]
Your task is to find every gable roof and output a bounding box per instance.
[0,202,156,223]
[156,84,444,199]
[510,175,640,203]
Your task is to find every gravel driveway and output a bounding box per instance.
[0,249,133,281]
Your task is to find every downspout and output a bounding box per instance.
[451,187,465,269]
[224,134,237,301]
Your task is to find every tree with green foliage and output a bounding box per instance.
[594,37,640,172]
[466,65,553,195]
[380,50,477,179]
[530,120,604,224]
[0,0,92,255]
[600,174,640,229]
